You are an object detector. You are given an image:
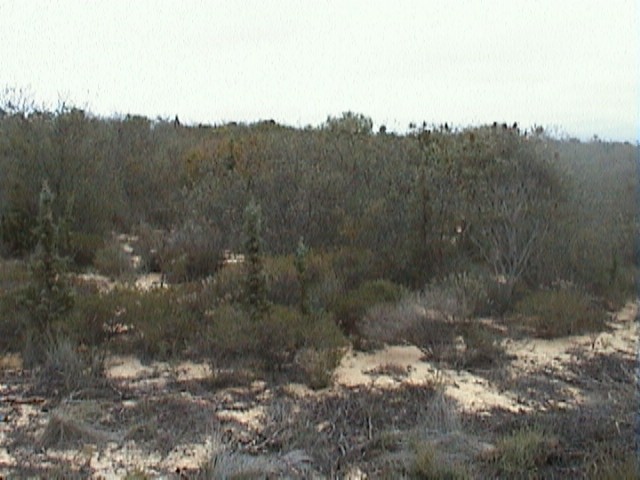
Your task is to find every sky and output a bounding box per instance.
[0,0,638,141]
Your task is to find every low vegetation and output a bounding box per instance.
[0,99,637,477]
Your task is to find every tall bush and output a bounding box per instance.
[243,200,269,322]
[23,181,74,364]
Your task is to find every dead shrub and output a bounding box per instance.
[359,297,427,346]
[39,407,116,449]
[32,334,108,399]
[422,270,490,320]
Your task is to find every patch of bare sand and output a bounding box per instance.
[334,345,527,413]
[332,301,638,415]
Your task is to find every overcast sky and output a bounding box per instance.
[0,0,638,141]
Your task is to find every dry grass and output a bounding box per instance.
[39,408,119,449]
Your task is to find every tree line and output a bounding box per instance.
[0,103,637,303]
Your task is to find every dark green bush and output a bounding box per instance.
[513,288,607,338]
[65,232,105,269]
[0,207,37,258]
[204,304,347,376]
[125,289,200,359]
[332,279,405,335]
[64,287,200,359]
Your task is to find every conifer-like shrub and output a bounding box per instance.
[22,181,74,365]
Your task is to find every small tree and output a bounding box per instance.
[294,237,310,315]
[23,180,74,363]
[243,199,269,322]
[461,128,562,295]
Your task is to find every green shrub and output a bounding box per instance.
[489,427,558,477]
[126,289,200,359]
[332,279,405,335]
[514,288,606,338]
[412,441,470,479]
[61,288,147,348]
[294,347,343,390]
[455,321,505,368]
[65,287,199,359]
[0,260,30,352]
[203,304,256,367]
[0,206,37,257]
[204,305,347,376]
[65,232,104,269]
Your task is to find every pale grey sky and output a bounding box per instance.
[0,0,638,140]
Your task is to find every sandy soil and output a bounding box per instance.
[0,301,636,478]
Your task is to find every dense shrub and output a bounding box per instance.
[124,289,200,359]
[330,248,379,291]
[65,232,105,269]
[207,264,244,306]
[487,427,559,477]
[204,304,346,376]
[412,441,470,480]
[0,260,30,352]
[162,223,224,283]
[264,255,298,306]
[331,279,405,336]
[455,320,505,368]
[93,238,134,279]
[0,206,37,257]
[64,287,200,359]
[513,288,607,338]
